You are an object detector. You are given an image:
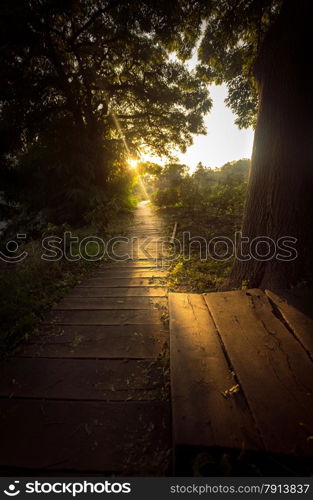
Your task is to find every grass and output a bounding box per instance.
[167,257,233,292]
[0,211,133,354]
[156,206,242,293]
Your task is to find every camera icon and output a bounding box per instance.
[3,481,20,496]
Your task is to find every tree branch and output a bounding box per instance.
[70,0,125,42]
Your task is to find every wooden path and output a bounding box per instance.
[0,202,171,475]
[2,202,313,476]
[170,289,313,474]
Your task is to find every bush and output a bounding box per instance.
[0,212,133,354]
[152,159,250,216]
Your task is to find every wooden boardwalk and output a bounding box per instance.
[2,202,313,476]
[169,289,313,473]
[0,202,171,475]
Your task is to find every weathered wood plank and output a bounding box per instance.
[77,277,166,287]
[44,309,164,325]
[169,293,262,450]
[0,201,170,476]
[265,289,313,358]
[0,400,170,473]
[116,237,167,242]
[16,324,168,359]
[127,232,164,236]
[126,230,163,235]
[109,243,168,254]
[98,262,168,269]
[53,296,167,310]
[67,286,167,297]
[0,359,164,401]
[204,289,313,456]
[89,270,167,278]
[107,254,167,261]
[113,241,169,258]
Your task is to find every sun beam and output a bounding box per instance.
[128,158,138,169]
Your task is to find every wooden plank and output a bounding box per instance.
[127,230,164,234]
[113,242,169,259]
[77,277,166,287]
[110,242,168,253]
[265,289,313,358]
[134,225,164,229]
[67,287,167,297]
[16,325,168,359]
[169,293,262,450]
[128,229,163,233]
[116,237,166,242]
[0,400,170,473]
[53,296,167,310]
[126,230,162,235]
[0,202,171,475]
[204,289,313,456]
[0,359,164,401]
[98,262,168,269]
[44,309,164,326]
[89,270,167,278]
[107,254,167,261]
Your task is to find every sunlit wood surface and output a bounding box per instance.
[0,202,171,475]
[170,289,313,465]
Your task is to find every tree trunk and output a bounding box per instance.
[230,0,313,290]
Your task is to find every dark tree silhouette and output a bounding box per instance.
[198,0,313,288]
[0,0,210,222]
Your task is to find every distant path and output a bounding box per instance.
[0,201,171,475]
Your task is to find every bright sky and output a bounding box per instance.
[177,83,254,170]
[142,83,255,171]
[140,48,255,171]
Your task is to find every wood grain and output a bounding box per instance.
[204,289,313,456]
[266,289,313,358]
[53,296,167,310]
[0,400,170,473]
[67,287,167,297]
[169,293,262,450]
[0,358,164,401]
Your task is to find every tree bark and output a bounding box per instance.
[230,0,313,289]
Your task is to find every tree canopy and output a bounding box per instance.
[197,0,283,128]
[0,0,210,222]
[195,0,313,287]
[151,159,249,214]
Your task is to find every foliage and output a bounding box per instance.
[168,257,232,293]
[152,159,250,292]
[152,159,250,215]
[0,0,211,223]
[151,163,189,207]
[196,0,283,128]
[207,183,247,215]
[0,240,87,353]
[131,161,162,201]
[0,212,132,353]
[158,203,241,293]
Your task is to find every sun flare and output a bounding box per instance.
[128,158,138,169]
